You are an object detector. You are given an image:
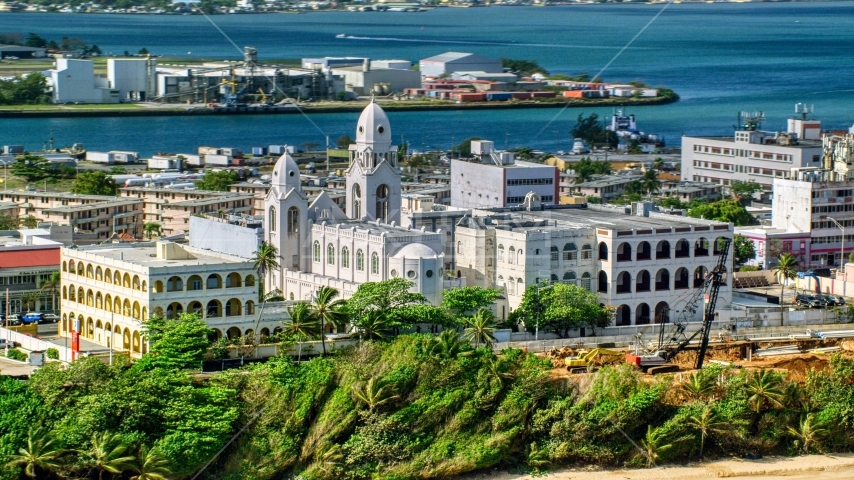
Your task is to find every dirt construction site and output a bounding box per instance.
[541,335,854,382]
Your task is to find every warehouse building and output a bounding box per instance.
[419,52,503,79]
[0,44,46,59]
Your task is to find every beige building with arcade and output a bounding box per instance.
[59,240,279,358]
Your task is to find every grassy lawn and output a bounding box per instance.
[64,104,145,109]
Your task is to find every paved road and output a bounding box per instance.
[0,357,37,377]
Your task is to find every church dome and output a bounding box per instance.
[392,243,439,259]
[355,100,391,150]
[272,151,300,189]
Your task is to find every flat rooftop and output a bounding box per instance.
[574,175,642,188]
[0,190,114,201]
[70,243,249,268]
[491,205,730,232]
[690,136,822,149]
[317,219,443,239]
[41,198,142,213]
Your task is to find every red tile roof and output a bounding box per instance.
[0,248,60,269]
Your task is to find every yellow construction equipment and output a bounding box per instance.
[60,143,86,159]
[565,348,623,373]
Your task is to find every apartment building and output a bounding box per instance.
[120,187,257,236]
[681,118,823,191]
[0,190,143,241]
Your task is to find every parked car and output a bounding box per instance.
[1,314,23,326]
[22,312,44,324]
[825,295,846,306]
[0,339,19,349]
[795,293,824,308]
[40,313,59,324]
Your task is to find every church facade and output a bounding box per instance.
[264,102,446,305]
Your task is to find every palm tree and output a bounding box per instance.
[20,291,39,312]
[39,271,61,313]
[83,431,136,480]
[680,372,717,400]
[637,425,678,468]
[355,309,392,341]
[129,446,172,480]
[640,169,661,196]
[283,302,320,362]
[427,329,472,360]
[745,369,785,414]
[462,308,496,349]
[772,253,798,321]
[352,377,399,413]
[307,286,347,356]
[143,222,161,241]
[574,170,594,185]
[252,241,280,303]
[787,413,828,454]
[314,443,343,476]
[526,442,549,469]
[686,405,728,458]
[653,157,665,171]
[263,288,285,302]
[5,427,64,478]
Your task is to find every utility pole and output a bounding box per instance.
[109,311,114,366]
[5,289,9,358]
[325,135,330,174]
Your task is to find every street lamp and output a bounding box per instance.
[828,217,845,269]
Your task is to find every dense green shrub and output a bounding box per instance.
[45,348,59,360]
[3,333,854,479]
[4,349,27,362]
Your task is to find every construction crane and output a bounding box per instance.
[626,237,732,374]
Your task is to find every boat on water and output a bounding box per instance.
[336,33,346,38]
[606,109,664,151]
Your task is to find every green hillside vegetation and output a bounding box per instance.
[2,281,853,479]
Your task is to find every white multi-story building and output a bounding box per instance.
[451,141,559,209]
[59,241,282,357]
[736,136,854,269]
[455,201,733,329]
[681,117,823,191]
[50,59,119,104]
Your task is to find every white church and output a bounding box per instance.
[264,101,447,304]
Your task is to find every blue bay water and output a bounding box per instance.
[2,3,854,155]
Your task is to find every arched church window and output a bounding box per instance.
[356,249,365,271]
[376,184,390,223]
[352,184,362,219]
[269,207,276,232]
[341,247,350,268]
[313,241,320,263]
[327,243,335,265]
[371,252,379,275]
[287,207,299,234]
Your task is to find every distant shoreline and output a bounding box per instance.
[0,95,678,119]
[2,2,843,16]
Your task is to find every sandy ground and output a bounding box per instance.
[460,454,854,480]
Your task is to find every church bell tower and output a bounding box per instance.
[346,100,401,225]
